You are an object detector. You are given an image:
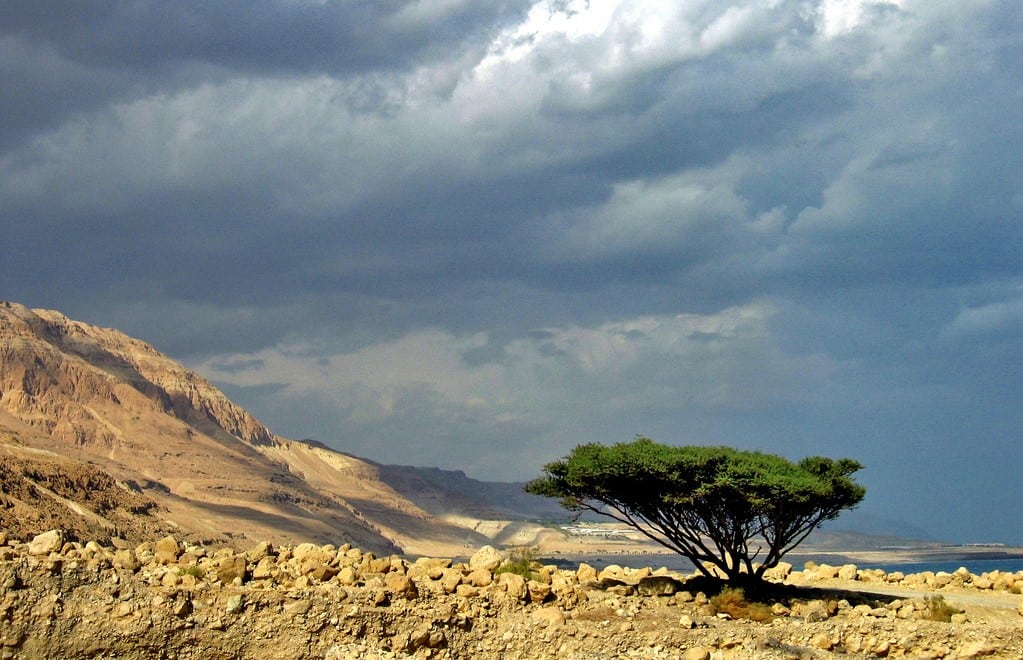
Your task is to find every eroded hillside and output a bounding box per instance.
[0,302,485,555]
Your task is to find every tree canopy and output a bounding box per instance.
[525,438,865,585]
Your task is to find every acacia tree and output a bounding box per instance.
[525,438,865,585]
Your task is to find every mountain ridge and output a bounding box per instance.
[0,301,487,556]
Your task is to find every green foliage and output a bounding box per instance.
[525,438,865,584]
[923,595,962,622]
[709,587,774,622]
[178,565,205,579]
[494,547,540,580]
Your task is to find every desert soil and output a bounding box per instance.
[3,529,1023,659]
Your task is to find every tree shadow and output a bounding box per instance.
[682,574,904,607]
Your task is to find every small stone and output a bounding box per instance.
[810,632,835,650]
[173,600,192,618]
[225,594,244,615]
[956,641,997,657]
[284,599,313,616]
[531,605,565,627]
[684,647,712,660]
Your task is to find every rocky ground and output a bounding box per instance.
[2,530,1023,659]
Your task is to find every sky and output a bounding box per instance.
[1,0,1021,543]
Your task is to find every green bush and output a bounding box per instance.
[178,565,205,579]
[494,547,540,580]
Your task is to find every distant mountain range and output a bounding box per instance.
[0,301,933,555]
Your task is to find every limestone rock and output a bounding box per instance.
[837,564,858,580]
[762,561,792,581]
[531,605,565,627]
[28,530,64,556]
[469,546,504,572]
[215,555,248,584]
[576,563,598,583]
[956,641,997,657]
[497,572,527,601]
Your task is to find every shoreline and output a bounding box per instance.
[516,546,1023,574]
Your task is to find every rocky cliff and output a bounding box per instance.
[0,302,485,555]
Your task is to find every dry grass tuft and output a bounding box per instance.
[710,587,774,622]
[923,595,962,622]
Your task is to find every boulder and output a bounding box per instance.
[469,546,504,572]
[245,541,274,563]
[112,548,141,572]
[763,561,792,581]
[837,564,858,580]
[28,530,64,556]
[215,555,248,584]
[154,536,180,565]
[384,573,418,599]
[637,575,684,596]
[465,568,493,587]
[576,563,598,583]
[496,572,527,601]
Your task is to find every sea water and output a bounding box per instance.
[859,558,1023,575]
[544,553,1023,576]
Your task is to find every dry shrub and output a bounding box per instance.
[571,605,618,622]
[923,595,962,622]
[709,587,773,622]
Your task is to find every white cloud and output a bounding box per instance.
[553,167,749,261]
[815,0,903,39]
[193,302,837,475]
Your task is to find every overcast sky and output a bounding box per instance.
[2,0,1021,543]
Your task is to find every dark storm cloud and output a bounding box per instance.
[0,0,530,148]
[0,1,528,75]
